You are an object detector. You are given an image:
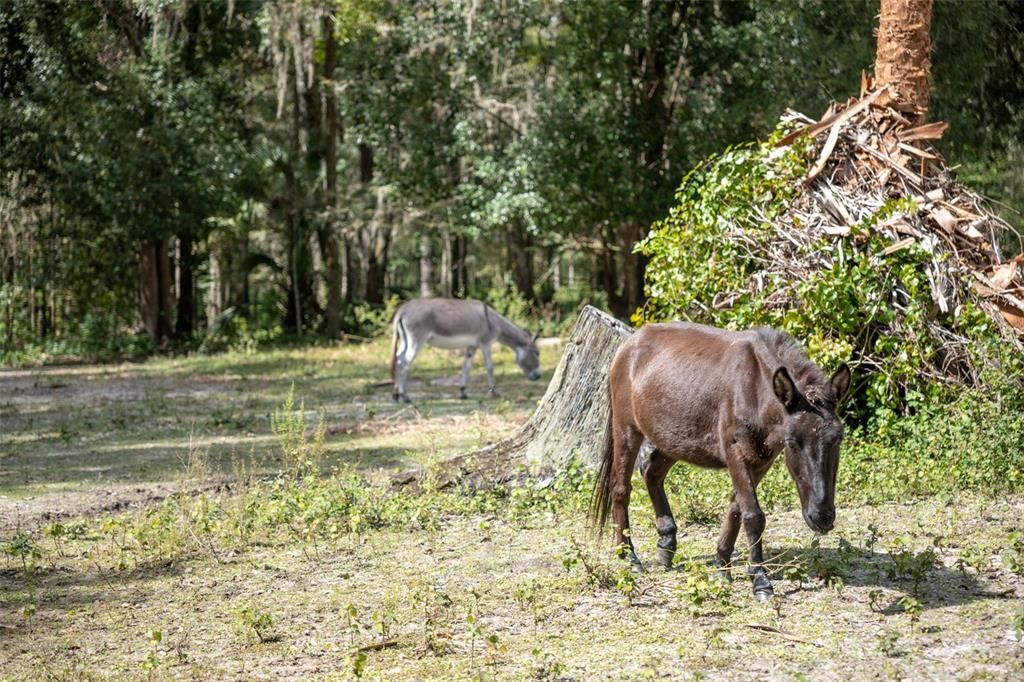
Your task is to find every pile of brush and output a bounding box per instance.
[725,87,1024,387]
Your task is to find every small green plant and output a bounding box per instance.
[613,566,639,605]
[140,629,163,676]
[898,595,923,622]
[2,531,42,572]
[234,605,276,644]
[530,648,566,680]
[678,561,731,615]
[887,538,936,594]
[42,521,88,558]
[350,650,368,679]
[1012,606,1024,643]
[1003,531,1024,576]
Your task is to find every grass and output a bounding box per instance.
[0,339,553,521]
[1,340,1023,680]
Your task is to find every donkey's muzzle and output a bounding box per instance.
[528,370,542,381]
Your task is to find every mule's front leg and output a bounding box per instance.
[741,508,773,601]
[713,494,740,581]
[727,459,773,601]
[481,345,499,397]
[459,347,477,399]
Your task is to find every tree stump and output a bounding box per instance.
[393,305,635,489]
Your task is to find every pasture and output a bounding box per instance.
[1,340,1022,680]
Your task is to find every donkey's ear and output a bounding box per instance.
[830,364,851,403]
[531,330,540,343]
[772,367,798,412]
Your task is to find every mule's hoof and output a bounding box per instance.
[392,393,400,403]
[751,572,774,602]
[655,547,675,569]
[459,388,468,400]
[400,394,412,404]
[630,559,646,574]
[712,567,733,584]
[487,388,501,399]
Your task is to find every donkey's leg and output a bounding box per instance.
[395,339,420,403]
[713,492,740,582]
[611,421,644,570]
[481,344,499,397]
[641,448,678,569]
[459,346,477,399]
[725,455,773,601]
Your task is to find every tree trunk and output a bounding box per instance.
[508,222,535,301]
[874,0,933,121]
[138,239,173,345]
[319,8,343,338]
[393,306,634,488]
[419,233,433,297]
[175,232,194,340]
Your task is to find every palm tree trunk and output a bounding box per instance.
[875,0,933,121]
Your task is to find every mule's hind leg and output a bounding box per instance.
[641,446,678,569]
[394,335,420,403]
[610,421,644,569]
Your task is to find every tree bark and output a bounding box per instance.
[138,239,173,345]
[419,233,433,297]
[319,7,343,338]
[508,222,535,301]
[175,232,194,340]
[393,306,634,488]
[874,0,933,121]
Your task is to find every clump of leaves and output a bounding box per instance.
[677,560,732,615]
[887,537,936,594]
[234,605,276,644]
[2,531,42,572]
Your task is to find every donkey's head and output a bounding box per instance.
[514,332,542,381]
[772,364,851,534]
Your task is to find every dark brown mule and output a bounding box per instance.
[591,322,850,601]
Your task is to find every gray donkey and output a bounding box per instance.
[389,298,542,402]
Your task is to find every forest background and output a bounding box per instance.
[2,0,1023,360]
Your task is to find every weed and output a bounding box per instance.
[3,531,42,572]
[530,648,566,680]
[677,561,732,616]
[140,629,163,677]
[887,537,936,594]
[1003,531,1024,576]
[234,605,276,644]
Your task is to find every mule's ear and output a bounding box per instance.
[773,367,798,411]
[830,364,851,403]
[531,330,540,344]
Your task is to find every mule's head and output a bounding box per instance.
[773,364,851,535]
[515,333,542,381]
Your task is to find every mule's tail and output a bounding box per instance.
[588,399,615,535]
[389,314,400,382]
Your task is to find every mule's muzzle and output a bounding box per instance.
[528,369,542,381]
[804,507,835,534]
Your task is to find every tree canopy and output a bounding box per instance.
[2,0,1022,360]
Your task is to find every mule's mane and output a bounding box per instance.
[490,307,533,347]
[754,328,833,407]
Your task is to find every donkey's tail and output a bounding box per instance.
[588,395,615,535]
[389,314,400,382]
